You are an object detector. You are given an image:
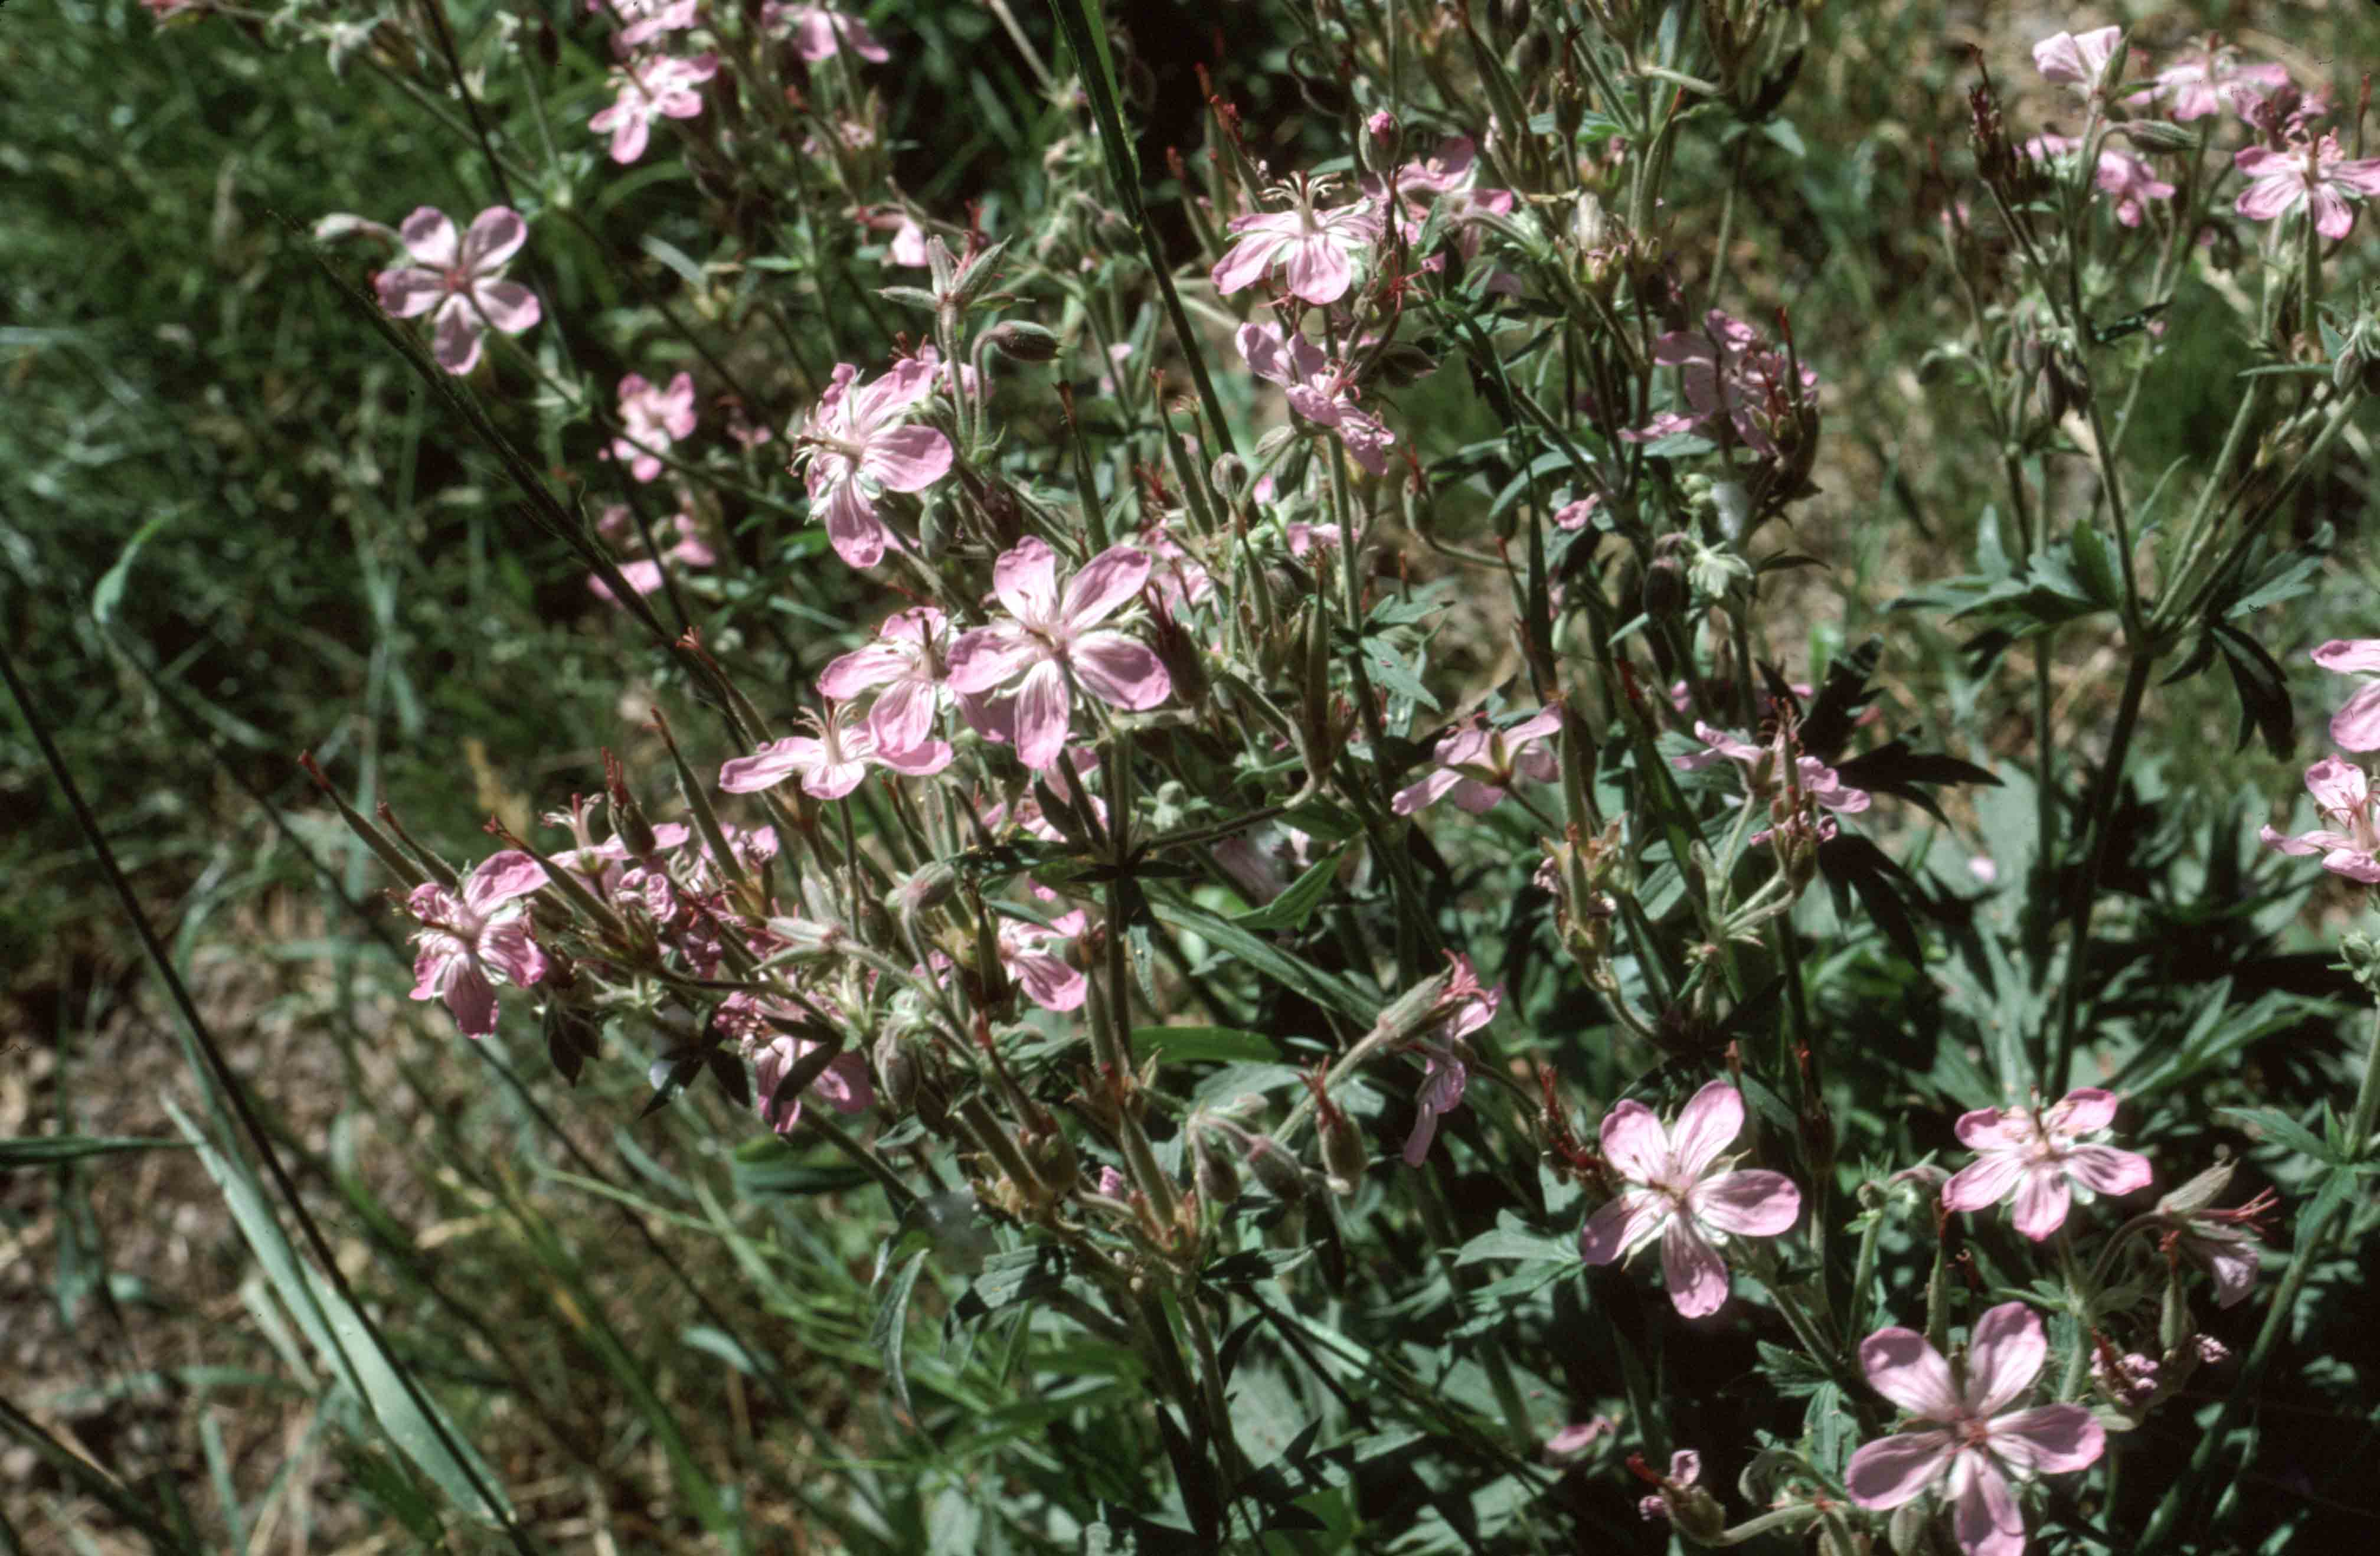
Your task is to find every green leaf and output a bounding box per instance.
[162,1100,515,1525]
[2069,522,2123,610]
[1133,1025,1283,1065]
[0,1134,194,1168]
[871,1248,929,1418]
[1230,846,1345,933]
[91,508,179,627]
[1153,898,1382,1026]
[2219,1106,2336,1166]
[1453,1223,1574,1267]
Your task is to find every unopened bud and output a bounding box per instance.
[873,1030,920,1112]
[985,321,1061,363]
[2158,1158,2235,1217]
[1243,1136,1309,1204]
[1192,1126,1242,1207]
[1320,1106,1368,1195]
[765,916,848,959]
[1643,532,1691,621]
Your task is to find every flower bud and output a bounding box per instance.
[985,321,1061,363]
[765,916,848,959]
[1320,1106,1368,1195]
[2157,1157,2235,1217]
[1643,532,1691,622]
[1243,1135,1310,1204]
[1192,1124,1242,1208]
[873,1030,920,1112]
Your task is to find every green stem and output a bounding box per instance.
[2047,648,2156,1090]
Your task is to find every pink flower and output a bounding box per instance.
[589,51,718,165]
[998,908,1088,1012]
[404,852,550,1038]
[1577,1081,1802,1318]
[1673,723,1871,816]
[1398,961,1499,1166]
[1941,1088,2153,1240]
[816,606,952,753]
[2031,27,2123,94]
[1846,1303,2106,1556]
[753,1032,874,1135]
[2257,754,2380,882]
[589,0,698,49]
[1554,495,1600,531]
[609,372,698,482]
[2029,136,2176,228]
[2314,639,2380,750]
[1235,322,1396,476]
[719,702,950,800]
[2160,1185,2277,1310]
[1368,136,1518,257]
[372,207,541,375]
[587,509,715,603]
[1211,176,1384,306]
[791,357,953,568]
[859,207,930,266]
[1542,1417,1615,1462]
[763,4,890,63]
[2235,133,2380,241]
[2154,40,2289,122]
[1392,708,1561,816]
[946,538,1172,772]
[1625,311,1817,459]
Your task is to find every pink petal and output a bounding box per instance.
[1691,1168,1800,1237]
[1846,1430,1957,1510]
[804,754,871,800]
[1597,1099,1670,1183]
[1070,632,1171,712]
[472,279,541,335]
[945,623,1039,695]
[817,642,913,701]
[1668,1081,1744,1177]
[720,737,818,794]
[478,918,547,990]
[1578,1188,1669,1264]
[2330,682,2380,752]
[2011,1167,2072,1240]
[2051,1087,2120,1133]
[1400,1107,1442,1168]
[1964,1303,2047,1415]
[2235,172,2303,223]
[865,679,940,753]
[1012,661,1072,772]
[440,965,501,1038]
[1235,322,1293,386]
[992,537,1062,625]
[2325,847,2380,884]
[1943,1151,2025,1212]
[2064,1145,2153,1197]
[1061,545,1154,630]
[374,267,446,319]
[398,207,458,266]
[1951,1455,2026,1556]
[2261,824,2346,857]
[465,851,549,912]
[1447,779,1506,814]
[873,736,952,777]
[1281,238,1353,305]
[1392,767,1464,816]
[861,424,953,493]
[460,206,528,271]
[607,111,652,165]
[1859,1327,1961,1418]
[431,299,484,375]
[819,479,890,569]
[2312,635,2380,671]
[1989,1404,2104,1475]
[817,1051,875,1113]
[2310,187,2355,241]
[1012,948,1087,1012]
[1210,230,1284,296]
[1659,1219,1731,1317]
[1953,1106,2025,1150]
